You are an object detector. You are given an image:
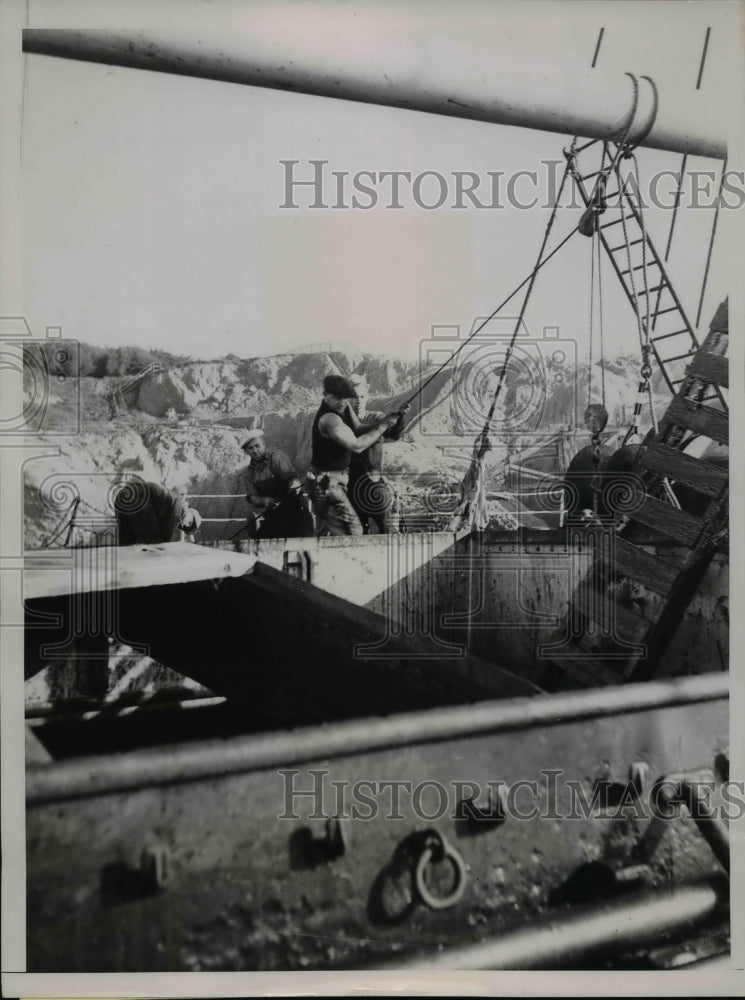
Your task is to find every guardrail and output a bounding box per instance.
[181,485,566,542]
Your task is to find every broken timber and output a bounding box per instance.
[542,301,729,687]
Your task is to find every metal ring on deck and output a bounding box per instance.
[413,831,467,910]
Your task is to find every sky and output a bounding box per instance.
[18,0,740,363]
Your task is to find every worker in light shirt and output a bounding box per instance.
[241,428,313,538]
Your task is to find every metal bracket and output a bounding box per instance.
[456,783,507,832]
[282,550,315,583]
[289,818,350,869]
[655,768,729,875]
[100,840,170,904]
[140,843,170,892]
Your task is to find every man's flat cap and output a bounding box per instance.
[323,374,358,399]
[241,428,265,449]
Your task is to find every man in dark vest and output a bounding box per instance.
[346,373,406,533]
[308,374,401,536]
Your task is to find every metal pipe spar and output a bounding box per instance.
[384,874,729,969]
[677,778,731,875]
[23,27,727,159]
[26,672,727,804]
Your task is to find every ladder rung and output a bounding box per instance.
[620,262,659,276]
[600,214,636,229]
[687,351,729,389]
[636,283,667,296]
[631,495,705,547]
[572,580,650,640]
[580,170,605,181]
[596,535,680,596]
[664,396,729,444]
[660,351,697,364]
[652,307,679,318]
[609,239,644,252]
[652,328,690,342]
[541,639,629,685]
[573,138,601,154]
[639,442,727,497]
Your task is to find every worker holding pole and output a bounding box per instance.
[241,428,313,538]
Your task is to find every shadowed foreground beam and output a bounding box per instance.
[380,875,729,969]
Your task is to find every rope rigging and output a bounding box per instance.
[560,82,663,522]
[447,157,577,531]
[575,73,644,240]
[597,225,606,407]
[585,221,608,516]
[608,145,679,508]
[402,222,579,413]
[443,95,667,532]
[427,67,683,533]
[480,158,575,447]
[41,491,126,547]
[614,150,669,448]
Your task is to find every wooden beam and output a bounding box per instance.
[686,352,729,389]
[639,442,727,496]
[596,536,681,596]
[664,397,729,444]
[571,580,651,641]
[631,496,704,546]
[539,638,626,685]
[627,550,721,683]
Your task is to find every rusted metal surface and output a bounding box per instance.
[25,534,726,700]
[23,536,729,969]
[663,775,731,874]
[233,532,728,685]
[27,679,729,970]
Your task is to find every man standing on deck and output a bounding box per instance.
[242,428,313,538]
[346,373,406,534]
[308,374,402,536]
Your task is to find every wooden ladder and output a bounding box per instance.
[540,300,729,688]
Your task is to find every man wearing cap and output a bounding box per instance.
[308,374,402,536]
[241,428,312,538]
[346,373,406,534]
[113,463,202,545]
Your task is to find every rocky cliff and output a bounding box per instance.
[24,345,669,547]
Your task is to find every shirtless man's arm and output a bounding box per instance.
[318,410,399,454]
[346,401,410,436]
